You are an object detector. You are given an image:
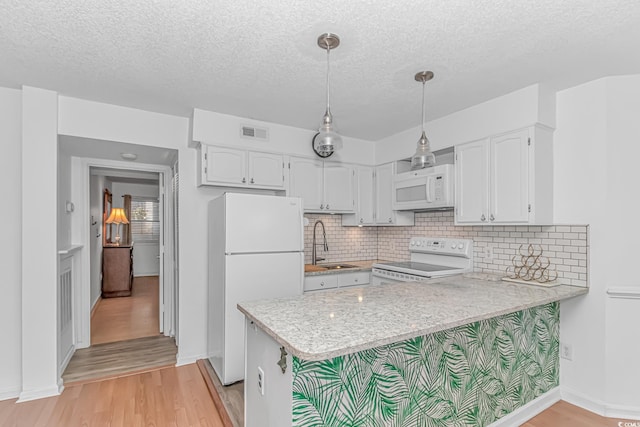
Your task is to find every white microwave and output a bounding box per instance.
[392,164,454,211]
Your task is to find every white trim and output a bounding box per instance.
[487,387,560,427]
[607,287,640,299]
[604,403,640,420]
[561,386,607,416]
[17,384,62,403]
[0,387,21,402]
[73,157,176,350]
[176,353,208,367]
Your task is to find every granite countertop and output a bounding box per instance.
[304,259,382,276]
[237,276,588,362]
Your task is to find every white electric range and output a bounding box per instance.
[372,237,474,285]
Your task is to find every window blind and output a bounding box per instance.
[131,197,160,243]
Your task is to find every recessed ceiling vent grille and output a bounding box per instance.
[240,125,269,141]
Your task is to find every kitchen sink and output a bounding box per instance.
[318,263,359,270]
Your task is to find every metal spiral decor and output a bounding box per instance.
[505,244,558,283]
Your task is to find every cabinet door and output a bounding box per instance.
[375,163,394,224]
[323,163,355,212]
[288,157,323,210]
[204,146,247,185]
[355,166,375,224]
[490,129,529,223]
[455,139,490,224]
[248,152,284,189]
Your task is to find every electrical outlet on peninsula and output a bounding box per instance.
[484,245,493,260]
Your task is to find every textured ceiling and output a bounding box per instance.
[2,0,640,140]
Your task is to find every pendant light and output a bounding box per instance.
[410,71,436,170]
[313,33,343,157]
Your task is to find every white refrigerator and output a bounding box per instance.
[207,193,304,385]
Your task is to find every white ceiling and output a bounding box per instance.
[3,1,640,141]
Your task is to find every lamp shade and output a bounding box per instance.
[105,208,129,225]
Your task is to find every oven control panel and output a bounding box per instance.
[409,237,473,257]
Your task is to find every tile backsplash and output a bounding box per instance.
[305,211,589,287]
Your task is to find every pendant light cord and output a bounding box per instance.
[326,44,331,114]
[421,80,426,134]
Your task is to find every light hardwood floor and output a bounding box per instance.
[523,400,638,426]
[62,276,175,385]
[0,364,224,427]
[62,336,177,385]
[91,276,160,345]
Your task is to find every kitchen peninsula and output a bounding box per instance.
[238,276,587,427]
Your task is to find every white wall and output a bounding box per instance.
[0,87,23,399]
[20,86,60,401]
[57,148,72,249]
[554,75,640,417]
[192,109,375,166]
[111,181,160,276]
[375,84,556,164]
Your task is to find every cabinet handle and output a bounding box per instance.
[242,177,246,183]
[360,218,363,223]
[320,204,324,210]
[354,278,359,282]
[320,282,324,287]
[490,214,495,221]
[388,217,392,223]
[326,204,330,210]
[250,178,254,184]
[481,214,486,222]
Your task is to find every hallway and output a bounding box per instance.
[62,276,176,385]
[91,275,160,345]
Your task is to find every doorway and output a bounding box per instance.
[58,136,179,383]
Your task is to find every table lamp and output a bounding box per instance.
[105,208,129,246]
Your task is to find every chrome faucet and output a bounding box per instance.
[312,220,329,265]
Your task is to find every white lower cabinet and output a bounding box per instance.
[303,275,338,292]
[304,271,371,293]
[454,125,553,225]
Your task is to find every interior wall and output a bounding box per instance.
[0,87,23,399]
[21,86,60,401]
[375,84,556,164]
[57,148,72,250]
[554,75,640,416]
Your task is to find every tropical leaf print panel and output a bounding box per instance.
[292,302,559,427]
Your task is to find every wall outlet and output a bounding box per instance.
[560,342,573,361]
[484,245,493,260]
[257,366,265,395]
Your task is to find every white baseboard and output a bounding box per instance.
[561,386,640,420]
[488,387,560,427]
[176,352,207,367]
[561,386,606,416]
[0,386,21,402]
[17,384,62,403]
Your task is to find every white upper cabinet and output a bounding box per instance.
[288,157,354,213]
[375,163,414,226]
[342,162,414,226]
[248,151,285,188]
[342,166,375,225]
[288,157,324,210]
[323,163,355,212]
[455,126,553,225]
[198,144,284,190]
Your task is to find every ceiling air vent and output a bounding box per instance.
[240,125,269,141]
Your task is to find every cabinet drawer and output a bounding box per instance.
[304,275,338,292]
[338,271,370,288]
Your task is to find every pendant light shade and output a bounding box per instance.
[411,71,436,170]
[314,33,343,156]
